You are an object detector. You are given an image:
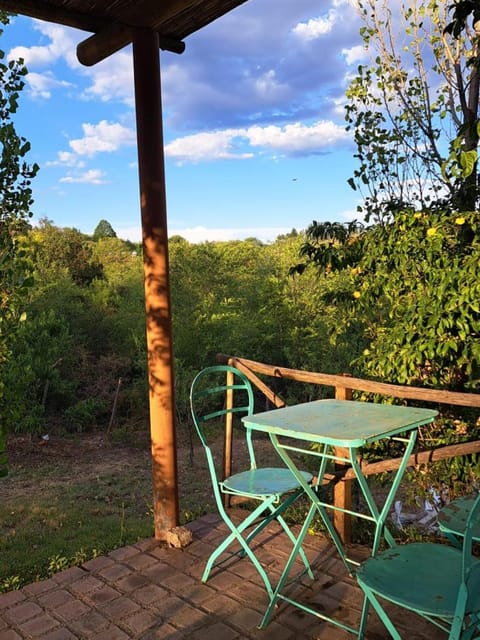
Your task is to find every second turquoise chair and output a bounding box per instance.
[190,365,314,602]
[356,492,480,639]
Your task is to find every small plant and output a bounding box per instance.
[47,554,70,576]
[0,575,21,593]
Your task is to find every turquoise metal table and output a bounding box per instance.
[242,399,438,634]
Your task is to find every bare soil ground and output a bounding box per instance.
[0,427,279,515]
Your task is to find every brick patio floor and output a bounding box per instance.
[0,510,445,640]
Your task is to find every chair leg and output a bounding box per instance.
[259,502,318,629]
[202,499,279,598]
[357,593,370,639]
[274,512,314,580]
[358,584,403,640]
[243,490,314,580]
[460,613,480,640]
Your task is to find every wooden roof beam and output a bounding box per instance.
[77,26,185,66]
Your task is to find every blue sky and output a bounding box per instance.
[3,0,367,243]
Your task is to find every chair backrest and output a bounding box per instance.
[461,492,480,585]
[190,365,256,494]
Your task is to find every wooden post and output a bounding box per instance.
[132,29,179,540]
[334,378,353,543]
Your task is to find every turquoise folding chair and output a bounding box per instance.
[438,494,480,548]
[190,365,314,599]
[356,492,480,639]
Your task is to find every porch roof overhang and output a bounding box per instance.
[0,0,248,64]
[2,0,251,540]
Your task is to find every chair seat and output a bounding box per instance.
[223,467,313,497]
[356,543,480,617]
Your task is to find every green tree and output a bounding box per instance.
[346,0,480,219]
[30,220,103,286]
[293,2,480,393]
[0,12,39,474]
[93,219,117,240]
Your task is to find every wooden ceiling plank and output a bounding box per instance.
[0,0,104,32]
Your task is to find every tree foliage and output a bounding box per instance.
[295,2,480,395]
[0,12,39,474]
[93,219,117,241]
[346,0,480,220]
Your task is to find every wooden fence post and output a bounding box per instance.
[223,369,234,508]
[334,378,353,543]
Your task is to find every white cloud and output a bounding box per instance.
[165,120,350,163]
[293,11,338,40]
[25,71,73,99]
[165,129,254,163]
[254,69,289,100]
[60,169,107,184]
[117,224,292,243]
[342,44,368,65]
[68,120,136,157]
[246,120,349,153]
[82,51,134,106]
[171,226,292,243]
[9,21,81,69]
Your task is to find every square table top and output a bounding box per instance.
[242,399,438,448]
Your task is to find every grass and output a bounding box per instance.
[0,426,225,592]
[0,470,155,590]
[0,427,417,593]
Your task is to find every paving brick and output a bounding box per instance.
[133,538,158,553]
[0,630,23,640]
[69,610,110,636]
[68,575,104,596]
[190,621,240,640]
[131,584,169,606]
[160,571,196,593]
[92,624,130,640]
[228,605,265,633]
[147,595,189,620]
[121,609,158,634]
[139,562,174,583]
[3,601,43,624]
[142,623,183,639]
[54,599,91,621]
[97,563,132,582]
[86,585,121,606]
[99,595,141,621]
[18,612,59,636]
[113,573,150,593]
[125,553,159,571]
[180,582,216,605]
[108,546,139,562]
[81,556,115,572]
[201,593,242,616]
[0,591,26,611]
[229,580,268,612]
[39,628,78,640]
[166,601,207,630]
[22,579,57,597]
[38,589,75,609]
[52,567,87,586]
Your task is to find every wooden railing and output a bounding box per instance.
[216,353,480,542]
